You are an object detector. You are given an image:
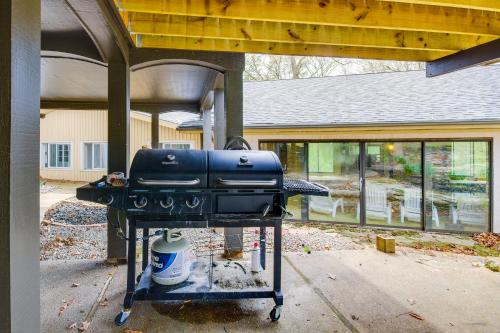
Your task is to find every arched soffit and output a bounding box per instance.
[131,63,220,103]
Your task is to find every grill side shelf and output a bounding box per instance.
[283,178,330,197]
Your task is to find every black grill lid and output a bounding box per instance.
[129,149,208,188]
[208,150,283,188]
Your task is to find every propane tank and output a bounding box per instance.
[151,229,191,285]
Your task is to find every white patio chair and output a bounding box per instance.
[357,185,392,224]
[450,193,486,226]
[400,188,440,226]
[309,192,344,218]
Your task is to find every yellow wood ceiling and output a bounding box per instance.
[114,0,500,61]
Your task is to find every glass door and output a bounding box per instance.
[308,142,360,223]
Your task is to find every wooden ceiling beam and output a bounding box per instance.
[377,0,500,13]
[125,12,495,52]
[135,34,452,61]
[115,0,500,37]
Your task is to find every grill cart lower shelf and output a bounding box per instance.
[114,217,284,326]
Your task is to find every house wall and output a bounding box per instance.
[40,110,201,182]
[242,124,500,233]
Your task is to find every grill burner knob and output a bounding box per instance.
[134,195,148,209]
[98,194,114,206]
[186,196,201,209]
[160,196,174,209]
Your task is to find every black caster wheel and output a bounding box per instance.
[114,310,130,326]
[270,306,282,322]
[136,273,142,283]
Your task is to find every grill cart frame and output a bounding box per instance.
[114,217,284,326]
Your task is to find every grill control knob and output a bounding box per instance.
[160,196,174,209]
[186,196,201,209]
[98,194,114,206]
[134,195,148,209]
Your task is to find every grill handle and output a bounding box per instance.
[137,178,201,186]
[217,178,277,186]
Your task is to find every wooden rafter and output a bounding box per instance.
[116,0,500,36]
[377,0,500,12]
[126,13,496,52]
[114,0,500,62]
[135,34,452,61]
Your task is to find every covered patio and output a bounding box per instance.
[1,0,499,331]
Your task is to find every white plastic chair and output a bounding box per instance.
[357,185,392,224]
[309,192,344,218]
[400,188,440,226]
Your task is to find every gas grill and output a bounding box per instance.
[77,148,328,325]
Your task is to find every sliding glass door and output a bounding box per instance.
[308,143,360,223]
[259,139,491,232]
[365,142,422,228]
[424,142,490,232]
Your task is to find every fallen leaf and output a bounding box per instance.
[71,283,79,288]
[407,299,416,305]
[59,297,75,316]
[78,321,90,332]
[351,314,359,320]
[68,322,77,329]
[123,330,143,333]
[328,274,337,280]
[98,298,109,307]
[409,312,424,320]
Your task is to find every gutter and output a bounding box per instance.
[177,119,500,131]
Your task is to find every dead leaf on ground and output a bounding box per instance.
[409,312,424,320]
[68,322,77,329]
[71,283,79,287]
[78,321,90,332]
[123,330,143,333]
[328,274,337,280]
[59,297,75,316]
[98,298,109,306]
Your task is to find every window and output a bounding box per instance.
[160,142,193,150]
[83,143,107,170]
[424,141,490,232]
[365,142,422,228]
[40,143,71,168]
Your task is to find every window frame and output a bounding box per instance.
[160,140,194,150]
[81,141,108,171]
[259,137,493,234]
[40,142,72,169]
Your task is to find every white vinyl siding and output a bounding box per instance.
[83,142,107,170]
[41,143,71,168]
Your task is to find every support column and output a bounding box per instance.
[0,0,41,331]
[151,113,160,149]
[223,68,244,258]
[214,89,226,150]
[107,52,130,262]
[202,107,213,150]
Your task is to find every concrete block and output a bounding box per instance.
[376,235,396,253]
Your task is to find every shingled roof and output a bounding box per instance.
[176,65,500,129]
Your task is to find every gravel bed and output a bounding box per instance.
[40,200,361,261]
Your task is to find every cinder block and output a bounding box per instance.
[376,235,396,253]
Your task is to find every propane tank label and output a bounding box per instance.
[151,250,187,278]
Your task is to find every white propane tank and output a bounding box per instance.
[151,229,191,285]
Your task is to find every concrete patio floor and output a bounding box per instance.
[41,248,499,333]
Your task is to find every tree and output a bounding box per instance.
[244,54,424,81]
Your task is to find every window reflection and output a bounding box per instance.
[425,142,489,232]
[365,142,422,228]
[308,143,360,223]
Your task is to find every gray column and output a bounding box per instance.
[223,69,244,258]
[202,108,213,150]
[107,52,130,262]
[0,0,41,331]
[152,113,160,149]
[214,88,226,150]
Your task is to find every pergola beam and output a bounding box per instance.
[116,0,500,37]
[136,34,452,61]
[426,38,500,77]
[377,0,500,12]
[126,13,495,52]
[40,100,200,113]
